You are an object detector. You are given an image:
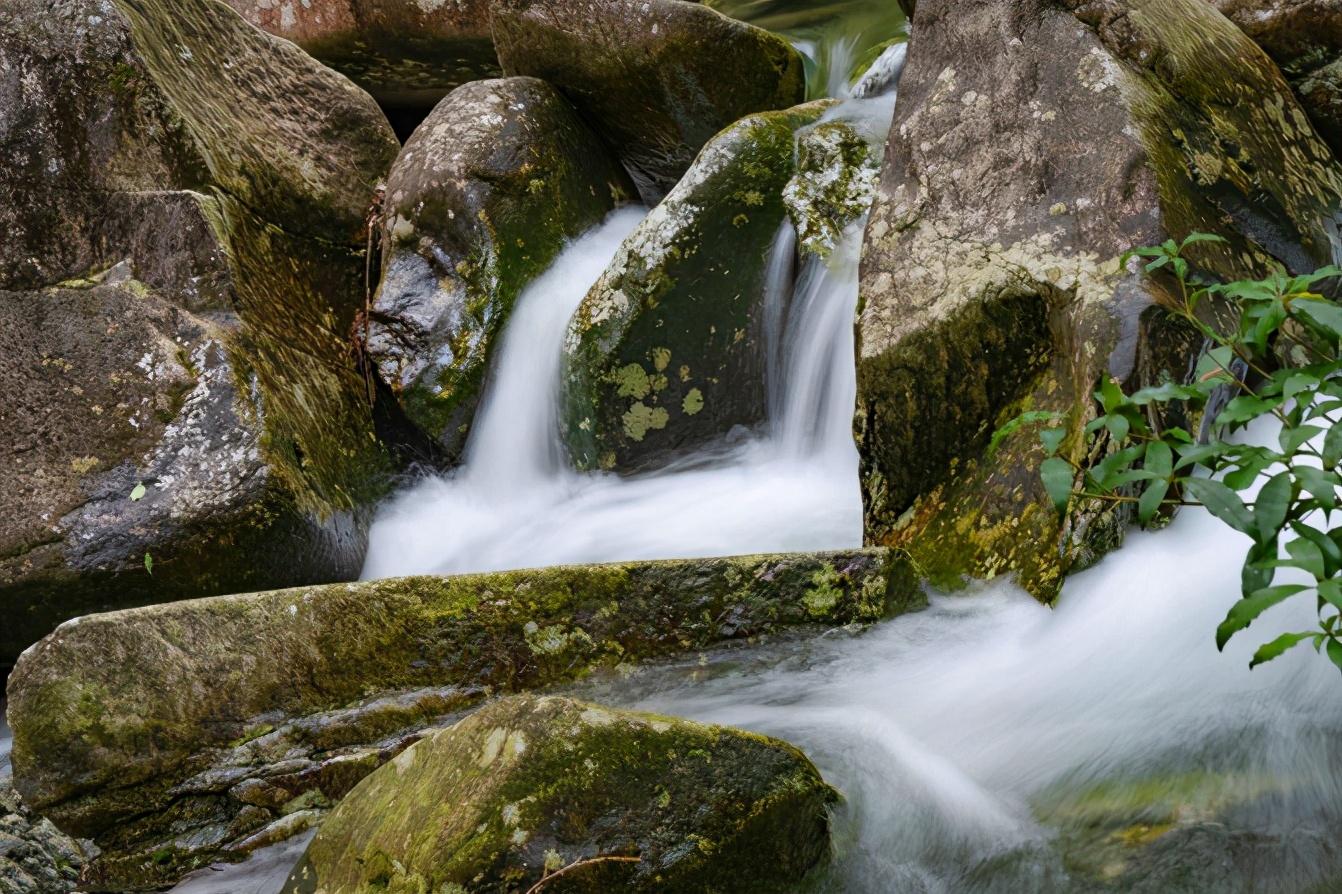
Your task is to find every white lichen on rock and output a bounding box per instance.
[783,120,879,257]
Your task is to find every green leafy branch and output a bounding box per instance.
[1002,233,1342,673]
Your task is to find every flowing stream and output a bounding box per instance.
[359,98,897,578]
[565,499,1342,891]
[164,7,1342,890]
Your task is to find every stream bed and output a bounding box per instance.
[159,1,1342,890]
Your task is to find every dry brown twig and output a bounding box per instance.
[524,854,641,894]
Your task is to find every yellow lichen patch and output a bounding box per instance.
[682,388,704,415]
[1112,823,1173,847]
[651,347,671,371]
[622,402,669,441]
[613,362,651,399]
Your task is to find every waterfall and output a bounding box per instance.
[361,106,888,579]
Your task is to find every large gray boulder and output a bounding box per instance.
[220,0,498,131]
[281,694,837,893]
[5,549,916,889]
[856,0,1342,597]
[0,0,400,666]
[490,0,807,203]
[367,77,634,455]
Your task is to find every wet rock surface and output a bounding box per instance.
[490,0,807,203]
[0,0,400,666]
[560,102,831,472]
[6,548,916,889]
[281,694,837,894]
[856,0,1342,598]
[219,0,497,135]
[368,77,634,456]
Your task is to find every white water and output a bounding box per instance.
[360,106,892,578]
[569,496,1342,891]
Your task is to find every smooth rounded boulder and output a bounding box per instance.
[367,77,635,455]
[560,101,830,472]
[490,0,807,203]
[281,694,838,893]
[561,98,885,472]
[0,0,400,667]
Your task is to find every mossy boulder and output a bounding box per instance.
[220,0,498,134]
[490,0,807,203]
[368,77,634,455]
[1213,0,1342,161]
[560,101,831,472]
[856,0,1342,598]
[282,694,837,893]
[5,548,916,889]
[0,0,400,666]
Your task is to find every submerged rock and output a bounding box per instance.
[282,694,837,893]
[490,0,807,203]
[1213,0,1342,162]
[367,77,634,455]
[560,101,831,472]
[856,0,1342,597]
[0,778,84,894]
[6,548,916,889]
[220,0,498,134]
[0,0,400,666]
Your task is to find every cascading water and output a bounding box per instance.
[350,47,1342,893]
[360,103,891,579]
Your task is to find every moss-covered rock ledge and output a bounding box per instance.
[5,548,917,890]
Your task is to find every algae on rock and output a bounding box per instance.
[856,0,1342,598]
[1212,0,1342,162]
[784,119,881,257]
[367,77,634,456]
[281,694,837,893]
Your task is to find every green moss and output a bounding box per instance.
[284,695,837,893]
[784,120,878,258]
[562,101,834,470]
[802,566,843,618]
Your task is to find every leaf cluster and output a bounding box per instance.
[1002,234,1342,672]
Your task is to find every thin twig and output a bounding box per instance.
[525,855,641,894]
